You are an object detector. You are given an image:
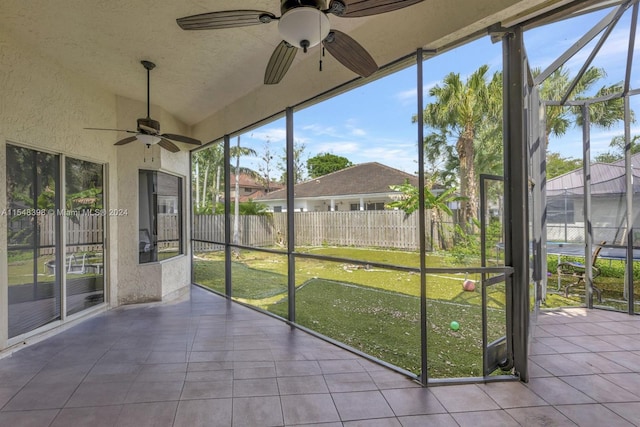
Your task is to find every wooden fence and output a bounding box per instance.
[35,211,454,255]
[193,211,451,252]
[37,213,179,255]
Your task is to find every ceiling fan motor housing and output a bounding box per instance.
[137,118,160,133]
[281,0,326,14]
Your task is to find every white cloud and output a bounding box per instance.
[314,141,361,154]
[248,128,287,143]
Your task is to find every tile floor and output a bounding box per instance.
[0,286,639,426]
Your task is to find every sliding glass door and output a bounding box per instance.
[64,157,104,315]
[6,145,60,338]
[6,145,106,338]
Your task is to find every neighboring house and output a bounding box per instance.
[227,173,283,203]
[546,153,640,243]
[255,162,419,212]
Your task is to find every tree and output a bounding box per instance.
[278,141,307,184]
[546,152,582,179]
[386,180,465,250]
[307,153,353,178]
[192,144,224,212]
[537,66,627,143]
[386,180,463,216]
[594,135,640,163]
[231,136,257,247]
[257,140,276,193]
[420,65,502,229]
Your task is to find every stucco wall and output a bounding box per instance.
[0,30,192,348]
[115,97,192,304]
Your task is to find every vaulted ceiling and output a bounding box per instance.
[2,0,591,136]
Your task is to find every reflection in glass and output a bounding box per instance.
[65,157,104,315]
[6,145,60,338]
[139,170,183,263]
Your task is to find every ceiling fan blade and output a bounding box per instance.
[114,136,138,146]
[161,133,202,145]
[138,124,159,134]
[85,127,137,133]
[264,41,298,85]
[323,30,377,77]
[177,10,277,30]
[331,0,424,17]
[158,139,181,153]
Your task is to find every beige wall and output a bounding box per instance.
[0,30,192,350]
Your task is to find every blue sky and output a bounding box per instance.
[235,5,640,177]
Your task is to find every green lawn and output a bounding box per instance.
[193,247,510,378]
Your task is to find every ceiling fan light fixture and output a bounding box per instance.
[137,134,161,146]
[278,7,330,51]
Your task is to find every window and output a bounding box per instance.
[366,202,385,211]
[273,206,282,212]
[139,170,183,263]
[350,203,360,211]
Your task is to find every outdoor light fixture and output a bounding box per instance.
[278,7,330,52]
[137,134,161,146]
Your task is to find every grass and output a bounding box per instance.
[193,247,510,378]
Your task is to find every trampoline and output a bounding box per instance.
[546,242,640,262]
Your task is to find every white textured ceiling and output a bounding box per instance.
[1,0,578,128]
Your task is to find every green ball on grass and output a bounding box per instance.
[450,321,460,331]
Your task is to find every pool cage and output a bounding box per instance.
[527,0,640,314]
[190,0,638,386]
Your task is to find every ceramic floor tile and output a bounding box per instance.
[233,378,279,397]
[451,410,520,426]
[332,390,395,421]
[324,372,377,393]
[480,381,548,409]
[125,380,184,403]
[601,373,640,397]
[3,382,79,410]
[233,365,277,379]
[526,377,595,405]
[561,375,640,402]
[66,381,132,407]
[0,409,59,427]
[232,396,283,427]
[430,384,500,413]
[319,359,366,374]
[173,398,232,427]
[506,406,577,426]
[277,375,329,395]
[51,405,123,427]
[115,401,178,427]
[605,402,640,425]
[556,403,635,426]
[180,380,233,400]
[397,413,459,426]
[281,393,341,425]
[185,369,233,382]
[276,360,322,377]
[381,387,446,416]
[343,417,402,426]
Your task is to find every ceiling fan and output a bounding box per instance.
[85,60,202,152]
[177,0,425,84]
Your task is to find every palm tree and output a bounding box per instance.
[386,179,465,250]
[421,65,502,229]
[231,136,257,247]
[536,65,626,143]
[192,144,225,213]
